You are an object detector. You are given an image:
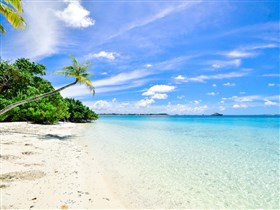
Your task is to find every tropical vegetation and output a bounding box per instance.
[0,0,25,34]
[0,58,98,123]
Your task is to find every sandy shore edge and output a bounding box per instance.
[0,122,124,209]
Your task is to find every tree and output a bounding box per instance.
[0,0,25,34]
[65,98,98,122]
[0,59,69,123]
[0,55,95,115]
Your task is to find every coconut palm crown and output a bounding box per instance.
[56,55,95,95]
[0,0,25,34]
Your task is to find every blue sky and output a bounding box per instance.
[2,0,279,114]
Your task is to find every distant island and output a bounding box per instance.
[211,113,223,116]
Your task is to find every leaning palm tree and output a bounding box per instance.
[0,55,95,115]
[0,0,25,33]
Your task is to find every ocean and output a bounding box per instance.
[83,115,279,209]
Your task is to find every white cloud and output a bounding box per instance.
[219,106,225,111]
[106,2,198,41]
[225,50,255,58]
[175,75,186,80]
[268,83,275,87]
[167,104,208,114]
[93,70,150,87]
[207,92,219,96]
[136,99,155,107]
[142,85,175,100]
[92,100,111,110]
[262,74,280,77]
[211,59,241,69]
[112,98,117,103]
[184,72,247,83]
[230,95,260,102]
[264,99,278,106]
[177,95,185,99]
[148,85,176,93]
[240,92,246,94]
[101,72,108,75]
[142,85,175,101]
[233,104,248,109]
[4,2,64,60]
[88,100,208,115]
[151,93,168,100]
[223,82,236,87]
[193,100,201,105]
[212,84,217,87]
[87,51,120,60]
[144,64,153,68]
[55,0,95,28]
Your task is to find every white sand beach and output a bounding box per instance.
[0,122,124,209]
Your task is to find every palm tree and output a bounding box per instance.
[0,55,95,115]
[0,0,25,34]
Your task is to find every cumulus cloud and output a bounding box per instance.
[87,51,120,60]
[142,85,175,100]
[177,95,185,99]
[144,64,153,68]
[212,84,217,87]
[55,0,95,28]
[207,92,219,96]
[223,82,236,87]
[92,100,111,110]
[136,99,155,107]
[264,99,277,106]
[224,95,260,103]
[88,99,208,115]
[175,75,186,80]
[268,83,280,87]
[151,93,168,100]
[233,104,248,108]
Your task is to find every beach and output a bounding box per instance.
[0,122,124,209]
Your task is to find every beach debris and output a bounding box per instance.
[0,154,18,161]
[102,197,110,201]
[60,204,69,210]
[31,197,37,200]
[22,151,35,155]
[30,205,34,209]
[0,184,9,188]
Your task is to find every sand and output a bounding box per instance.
[0,122,124,209]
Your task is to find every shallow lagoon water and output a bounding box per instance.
[85,116,279,208]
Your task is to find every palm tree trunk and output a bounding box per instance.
[0,80,78,115]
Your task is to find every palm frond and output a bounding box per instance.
[0,24,5,33]
[4,0,23,13]
[0,3,25,29]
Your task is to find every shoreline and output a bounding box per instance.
[0,122,124,209]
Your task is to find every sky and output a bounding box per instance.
[1,0,279,115]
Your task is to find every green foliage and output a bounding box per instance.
[0,58,98,123]
[65,98,98,122]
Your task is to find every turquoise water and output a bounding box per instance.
[84,116,279,209]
